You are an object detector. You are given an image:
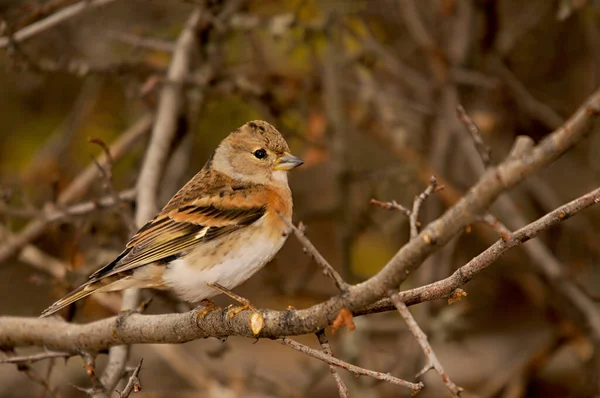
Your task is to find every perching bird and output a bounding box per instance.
[41,120,303,317]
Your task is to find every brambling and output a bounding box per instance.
[41,120,303,317]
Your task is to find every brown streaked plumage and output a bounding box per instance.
[41,120,303,317]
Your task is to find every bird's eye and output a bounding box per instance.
[253,149,267,159]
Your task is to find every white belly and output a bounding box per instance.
[160,220,287,303]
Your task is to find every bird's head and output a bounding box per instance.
[212,120,304,185]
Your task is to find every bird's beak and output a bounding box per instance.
[274,152,304,171]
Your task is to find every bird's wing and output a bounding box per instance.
[88,190,266,281]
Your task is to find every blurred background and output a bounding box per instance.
[1,0,600,397]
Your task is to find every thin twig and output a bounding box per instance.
[0,0,118,49]
[478,214,512,241]
[456,104,492,168]
[276,337,424,393]
[316,330,349,398]
[525,176,600,256]
[0,350,70,364]
[278,213,349,292]
[370,176,443,239]
[88,138,137,234]
[0,189,136,221]
[106,30,175,52]
[116,358,143,398]
[371,176,441,239]
[388,292,462,397]
[135,7,206,222]
[369,198,411,217]
[410,176,441,239]
[492,57,564,129]
[322,15,353,281]
[82,353,104,392]
[20,363,60,398]
[45,189,136,222]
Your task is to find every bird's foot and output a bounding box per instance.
[226,302,256,318]
[195,299,221,325]
[208,282,256,318]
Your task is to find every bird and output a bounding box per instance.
[41,120,303,317]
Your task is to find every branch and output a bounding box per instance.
[276,337,423,393]
[316,330,349,398]
[135,7,206,222]
[478,214,512,241]
[116,358,143,398]
[1,189,136,222]
[388,292,462,396]
[0,0,119,49]
[492,57,563,129]
[456,104,492,168]
[88,137,137,235]
[409,176,440,239]
[55,189,136,221]
[0,350,70,365]
[398,0,447,82]
[371,176,441,239]
[369,198,411,217]
[279,215,349,292]
[322,16,353,281]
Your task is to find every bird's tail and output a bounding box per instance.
[40,280,102,317]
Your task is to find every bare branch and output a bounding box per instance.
[398,0,447,82]
[1,189,136,222]
[316,330,349,398]
[19,362,59,398]
[276,337,423,393]
[116,358,143,398]
[106,30,175,53]
[369,198,411,217]
[388,292,462,396]
[82,353,104,392]
[0,350,70,365]
[50,189,136,222]
[456,104,492,168]
[371,176,441,239]
[88,138,137,235]
[478,214,512,241]
[492,57,564,129]
[322,16,353,281]
[279,214,348,292]
[135,7,207,223]
[410,176,441,239]
[0,0,119,49]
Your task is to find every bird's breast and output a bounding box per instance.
[161,215,288,303]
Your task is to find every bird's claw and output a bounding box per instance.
[195,299,221,325]
[226,303,256,318]
[208,282,256,318]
